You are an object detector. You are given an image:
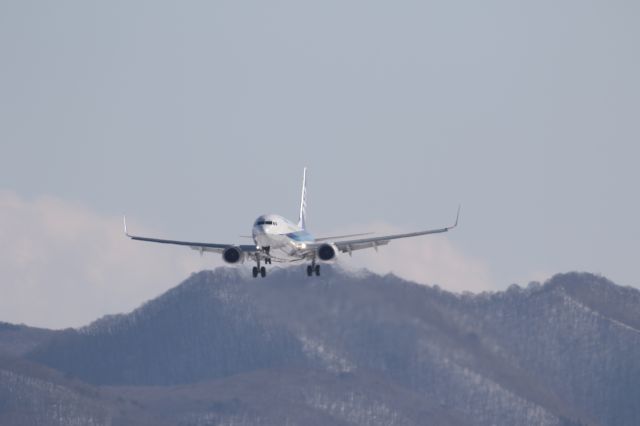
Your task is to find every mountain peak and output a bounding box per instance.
[16,269,640,425]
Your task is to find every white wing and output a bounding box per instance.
[312,206,460,254]
[123,217,258,254]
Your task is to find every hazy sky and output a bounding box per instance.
[1,1,639,328]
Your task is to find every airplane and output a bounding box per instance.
[124,168,460,278]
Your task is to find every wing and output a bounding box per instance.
[123,217,258,254]
[314,232,374,242]
[317,206,460,254]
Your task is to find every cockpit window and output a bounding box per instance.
[256,220,277,226]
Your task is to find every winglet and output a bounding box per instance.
[123,215,130,237]
[445,205,461,231]
[452,204,461,229]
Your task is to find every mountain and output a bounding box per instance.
[1,267,638,425]
[0,322,59,357]
[0,353,166,426]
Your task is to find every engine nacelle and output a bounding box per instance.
[317,243,339,262]
[222,246,245,264]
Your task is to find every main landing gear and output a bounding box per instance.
[306,263,320,277]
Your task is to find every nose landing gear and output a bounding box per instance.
[252,254,267,278]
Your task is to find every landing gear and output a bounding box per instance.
[252,256,268,279]
[253,266,267,278]
[306,263,320,277]
[264,247,272,265]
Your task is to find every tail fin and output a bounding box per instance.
[298,167,308,230]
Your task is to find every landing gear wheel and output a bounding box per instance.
[260,266,266,278]
[306,265,313,277]
[314,264,320,276]
[252,267,259,278]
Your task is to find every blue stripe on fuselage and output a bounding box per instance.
[286,231,315,242]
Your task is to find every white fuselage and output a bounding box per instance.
[252,214,315,259]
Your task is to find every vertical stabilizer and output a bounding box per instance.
[298,167,308,230]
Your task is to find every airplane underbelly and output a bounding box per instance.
[258,234,289,250]
[256,233,306,259]
[275,235,305,258]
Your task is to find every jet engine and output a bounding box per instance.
[317,243,339,262]
[222,246,245,264]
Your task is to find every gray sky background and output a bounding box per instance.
[1,1,639,328]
